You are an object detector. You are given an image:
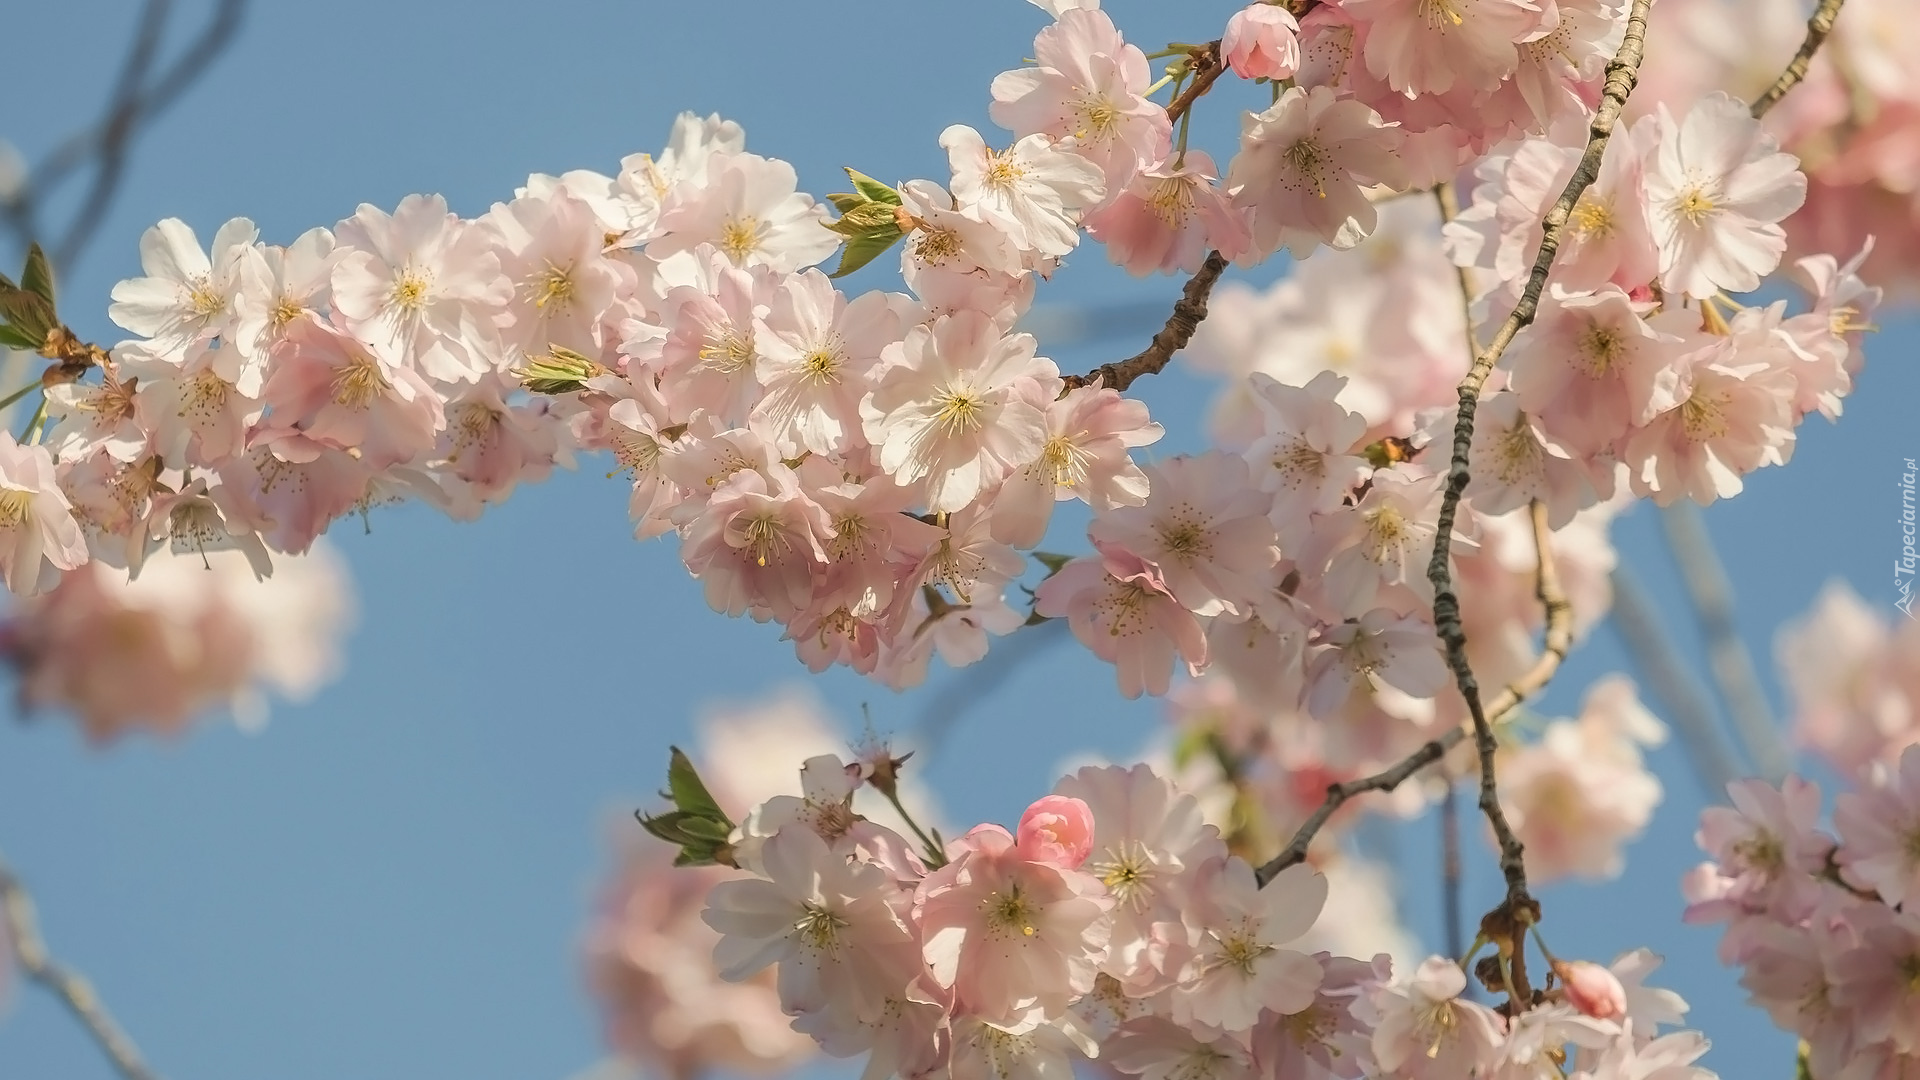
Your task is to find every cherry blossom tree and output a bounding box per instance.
[7,0,1920,1079]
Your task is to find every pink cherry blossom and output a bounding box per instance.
[703,825,925,1022]
[651,151,840,273]
[486,189,634,357]
[991,383,1161,550]
[1087,451,1278,618]
[1643,93,1808,299]
[989,7,1169,191]
[1340,0,1547,96]
[232,226,337,361]
[0,434,89,596]
[1621,336,1797,506]
[941,125,1107,259]
[1052,764,1227,993]
[1223,5,1302,81]
[751,271,904,458]
[1241,370,1372,522]
[1228,85,1408,258]
[330,193,512,384]
[915,823,1112,1030]
[108,216,259,356]
[1033,544,1209,699]
[1017,795,1096,869]
[1506,285,1688,459]
[258,316,446,471]
[1174,859,1327,1032]
[1557,961,1629,1021]
[1364,956,1507,1080]
[863,311,1057,514]
[1833,744,1920,908]
[1084,151,1252,275]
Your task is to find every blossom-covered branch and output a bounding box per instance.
[0,852,159,1080]
[1424,0,1656,921]
[1256,497,1575,889]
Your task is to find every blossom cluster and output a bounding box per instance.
[1638,0,1920,287]
[692,751,1712,1080]
[1774,579,1920,776]
[0,541,351,742]
[1683,745,1920,1080]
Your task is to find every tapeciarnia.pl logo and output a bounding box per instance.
[1899,457,1917,619]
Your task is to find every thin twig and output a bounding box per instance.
[1062,251,1230,392]
[1658,502,1789,780]
[1606,565,1742,795]
[1441,781,1464,961]
[1749,0,1847,120]
[1253,726,1466,886]
[1165,41,1226,124]
[2,0,249,269]
[0,852,161,1080]
[1422,0,1655,917]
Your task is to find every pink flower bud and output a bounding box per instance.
[1015,795,1096,869]
[1222,4,1301,81]
[1556,960,1627,1020]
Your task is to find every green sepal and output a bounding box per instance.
[20,244,54,312]
[666,746,731,827]
[829,227,906,280]
[0,286,55,345]
[844,168,901,206]
[0,323,38,350]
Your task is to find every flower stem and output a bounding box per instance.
[882,787,947,869]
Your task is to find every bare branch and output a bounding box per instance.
[1440,781,1465,961]
[1062,251,1230,392]
[1422,0,1655,917]
[1657,503,1790,778]
[0,852,161,1080]
[1606,565,1742,795]
[1750,0,1847,119]
[3,0,249,268]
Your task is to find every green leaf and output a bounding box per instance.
[827,202,901,238]
[0,323,38,350]
[677,816,734,843]
[826,192,868,214]
[0,287,55,344]
[1031,551,1074,576]
[666,746,731,826]
[844,168,901,206]
[20,244,54,312]
[829,227,906,280]
[636,810,699,846]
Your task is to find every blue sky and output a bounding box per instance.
[2,2,1915,1078]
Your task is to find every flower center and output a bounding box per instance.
[391,269,431,311]
[331,352,390,409]
[0,489,32,529]
[1421,0,1465,29]
[983,887,1038,938]
[934,387,986,435]
[1577,324,1623,376]
[1285,140,1329,197]
[530,262,576,310]
[720,216,761,262]
[1570,194,1616,241]
[984,152,1027,192]
[794,901,847,951]
[801,346,843,384]
[1675,187,1718,225]
[187,279,226,318]
[1679,388,1730,442]
[1147,175,1197,227]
